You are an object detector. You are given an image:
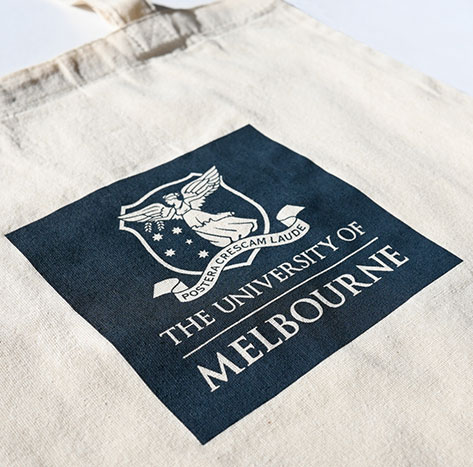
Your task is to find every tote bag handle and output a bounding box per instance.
[60,0,155,27]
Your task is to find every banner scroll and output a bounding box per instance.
[153,205,309,302]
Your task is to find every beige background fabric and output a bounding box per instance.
[0,0,472,465]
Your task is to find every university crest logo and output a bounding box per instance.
[6,125,462,444]
[118,166,310,302]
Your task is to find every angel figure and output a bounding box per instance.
[118,166,258,248]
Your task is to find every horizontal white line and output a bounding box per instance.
[182,236,379,360]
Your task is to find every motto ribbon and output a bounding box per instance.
[153,205,309,302]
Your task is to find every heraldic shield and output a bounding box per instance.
[118,167,270,276]
[6,125,461,444]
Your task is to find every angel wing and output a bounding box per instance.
[118,203,176,223]
[181,166,221,209]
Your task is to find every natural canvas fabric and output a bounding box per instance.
[0,0,472,465]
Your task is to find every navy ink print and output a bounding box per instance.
[7,125,462,444]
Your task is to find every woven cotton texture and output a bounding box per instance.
[0,0,472,465]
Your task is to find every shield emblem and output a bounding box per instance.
[118,169,270,275]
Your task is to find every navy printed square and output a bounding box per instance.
[7,125,461,443]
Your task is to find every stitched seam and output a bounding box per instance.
[0,5,279,172]
[0,1,277,90]
[0,1,280,120]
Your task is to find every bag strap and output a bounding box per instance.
[61,0,155,27]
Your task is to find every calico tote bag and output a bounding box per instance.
[1,0,472,465]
